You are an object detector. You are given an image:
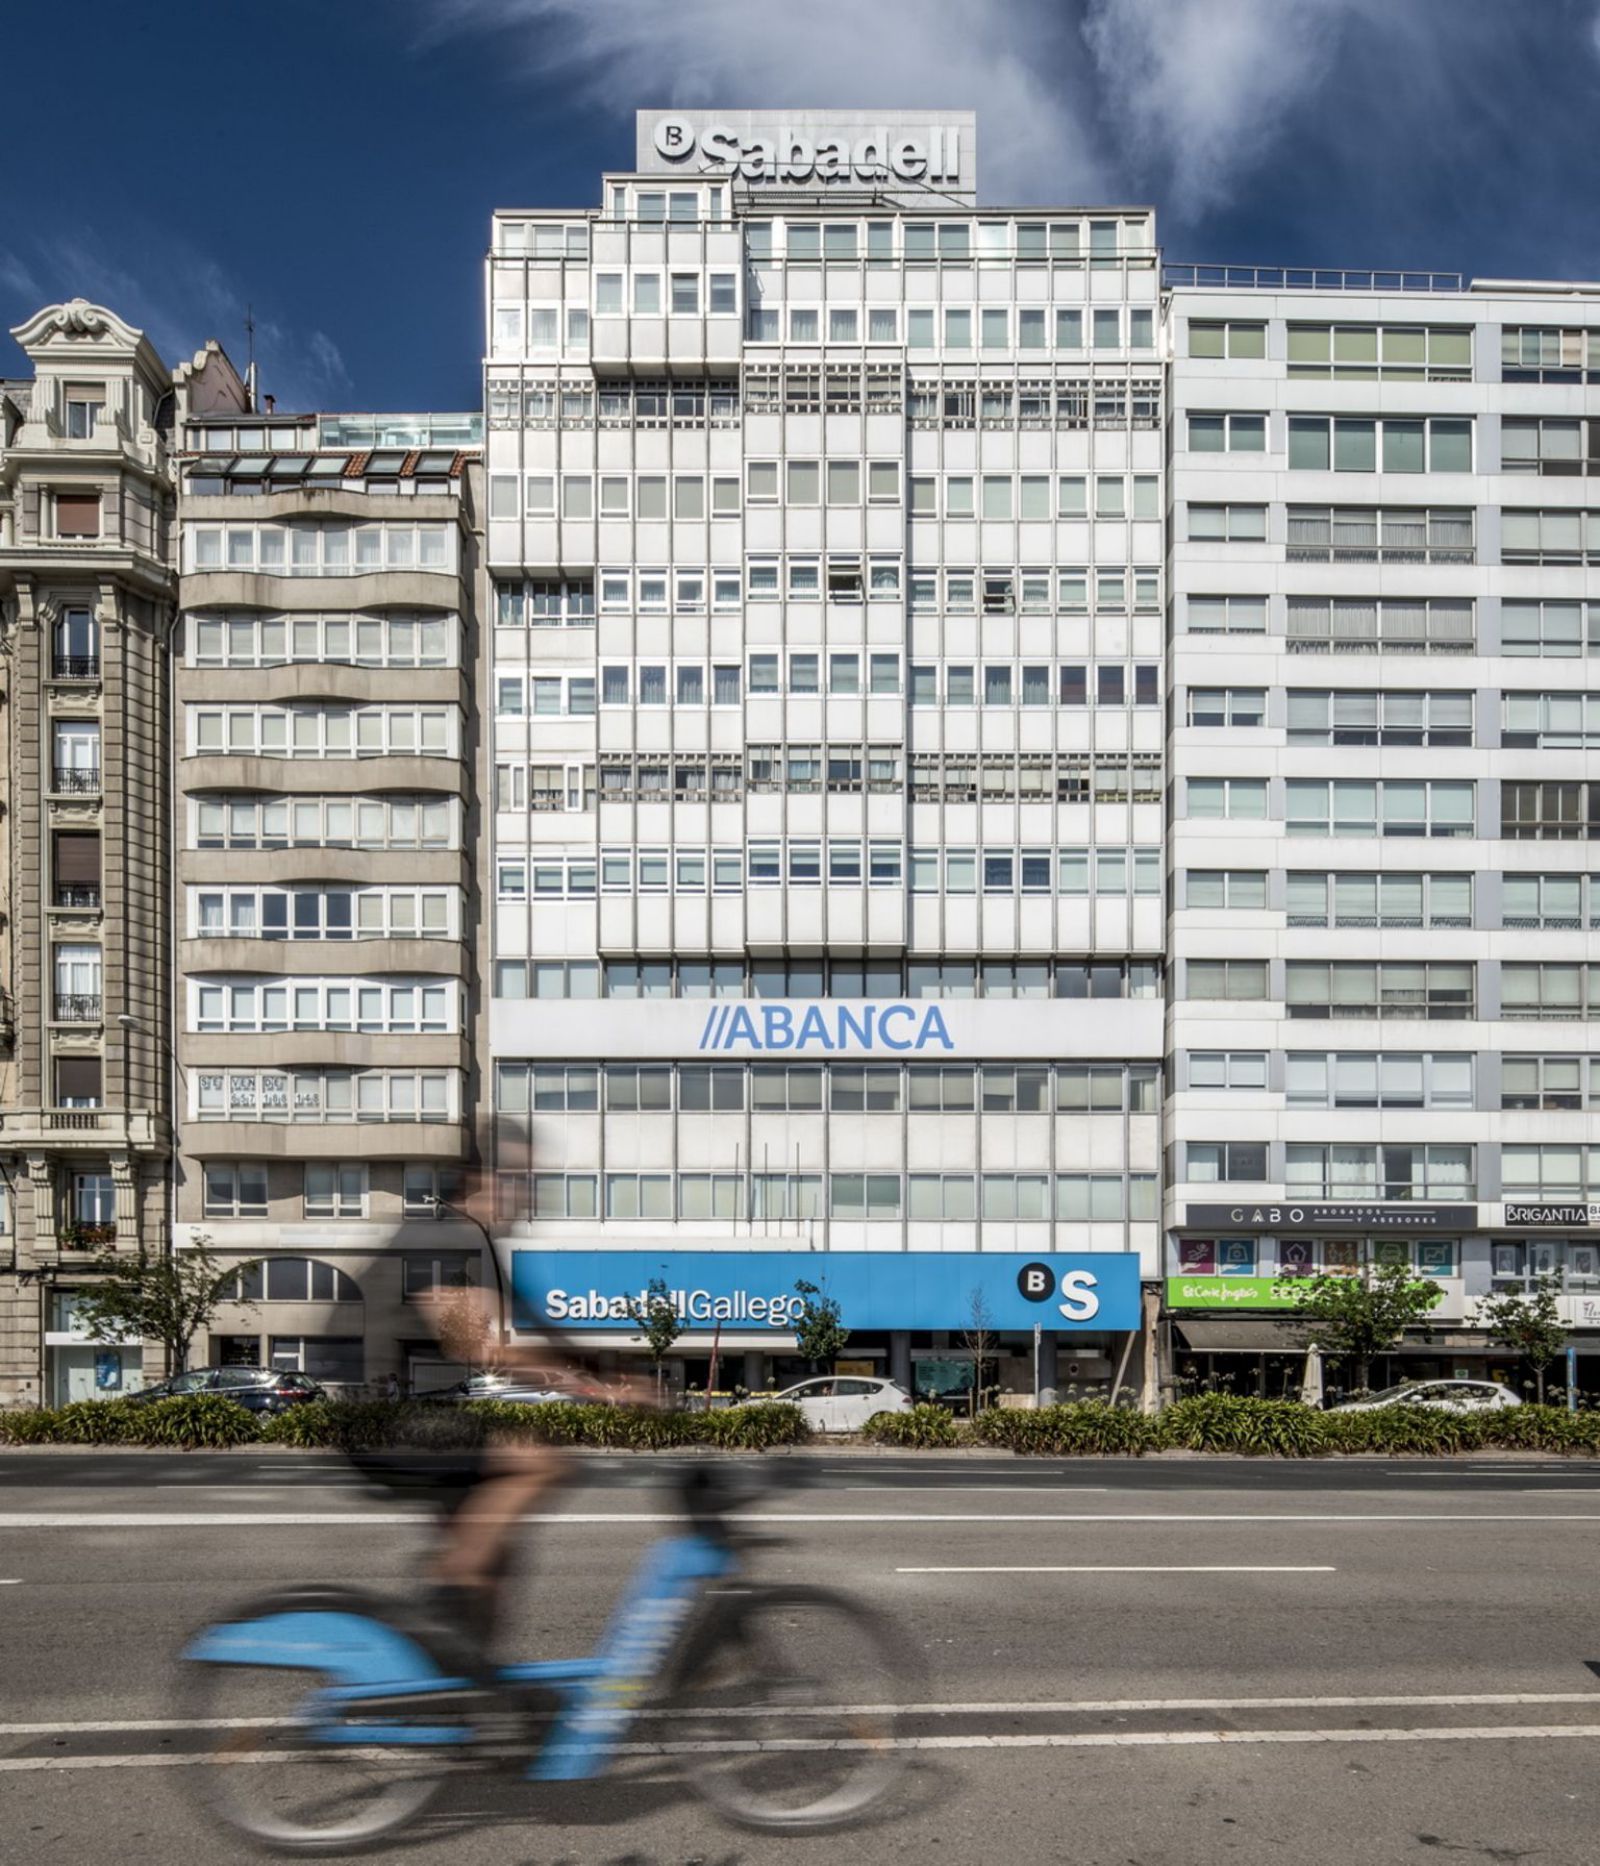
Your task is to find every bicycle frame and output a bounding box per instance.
[183,1527,737,1783]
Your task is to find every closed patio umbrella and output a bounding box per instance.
[1301,1343,1325,1409]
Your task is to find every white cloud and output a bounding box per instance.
[424,0,1112,202]
[1083,0,1366,218]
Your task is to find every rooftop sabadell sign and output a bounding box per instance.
[635,109,977,199]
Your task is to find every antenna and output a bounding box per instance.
[244,304,258,412]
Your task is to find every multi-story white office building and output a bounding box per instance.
[484,112,1159,1397]
[1165,271,1600,1392]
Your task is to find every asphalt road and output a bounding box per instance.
[6,1449,1600,1865]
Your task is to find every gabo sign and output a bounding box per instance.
[650,117,964,187]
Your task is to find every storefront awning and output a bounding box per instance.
[1175,1318,1314,1353]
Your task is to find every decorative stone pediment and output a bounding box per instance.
[8,300,167,382]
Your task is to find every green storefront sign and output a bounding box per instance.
[1165,1276,1309,1311]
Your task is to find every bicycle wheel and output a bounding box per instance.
[175,1590,468,1856]
[658,1584,914,1832]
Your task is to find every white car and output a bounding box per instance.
[1330,1379,1521,1415]
[774,1375,915,1433]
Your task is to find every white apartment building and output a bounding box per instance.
[1166,270,1600,1393]
[484,112,1159,1398]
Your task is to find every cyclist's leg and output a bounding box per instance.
[428,1436,570,1604]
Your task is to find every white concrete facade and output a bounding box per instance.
[1166,279,1600,1376]
[484,113,1163,1389]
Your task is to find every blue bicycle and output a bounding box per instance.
[177,1463,912,1852]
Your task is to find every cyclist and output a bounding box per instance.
[412,1284,623,1645]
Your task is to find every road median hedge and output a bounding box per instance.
[8,1392,1600,1456]
[0,1396,810,1452]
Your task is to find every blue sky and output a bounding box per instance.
[6,0,1600,411]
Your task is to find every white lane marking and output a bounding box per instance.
[11,1509,1600,1528]
[896,1564,1336,1574]
[6,1724,1600,1772]
[830,1485,1110,1493]
[5,1691,1596,1737]
[0,1580,19,1586]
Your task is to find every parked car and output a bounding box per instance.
[772,1375,914,1433]
[420,1372,574,1407]
[129,1367,325,1415]
[1329,1379,1521,1415]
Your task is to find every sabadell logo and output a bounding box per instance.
[696,1002,955,1054]
[652,117,962,185]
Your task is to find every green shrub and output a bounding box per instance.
[973,1401,1156,1457]
[698,1402,810,1450]
[134,1393,259,1449]
[0,1407,63,1444]
[1159,1394,1328,1457]
[862,1404,966,1448]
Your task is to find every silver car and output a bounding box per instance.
[1330,1378,1521,1415]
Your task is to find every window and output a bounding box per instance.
[55,492,101,537]
[828,1174,901,1220]
[1287,506,1473,564]
[1286,1144,1474,1201]
[1185,595,1267,635]
[1185,503,1268,543]
[1287,690,1473,747]
[1286,1053,1473,1110]
[1502,965,1600,1021]
[1503,1056,1600,1112]
[1502,1147,1600,1202]
[1187,413,1265,453]
[1503,691,1600,750]
[1287,415,1472,473]
[1501,781,1600,841]
[204,1163,269,1218]
[1503,411,1583,473]
[1188,1052,1268,1092]
[63,381,106,437]
[1187,689,1266,728]
[1187,778,1269,821]
[1286,871,1472,929]
[1286,324,1471,379]
[1284,961,1475,1020]
[1186,1142,1269,1183]
[1188,321,1266,359]
[1283,778,1474,839]
[304,1164,366,1218]
[1187,960,1269,1000]
[1286,596,1474,655]
[1186,870,1268,910]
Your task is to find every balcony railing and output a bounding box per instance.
[50,655,100,681]
[1165,262,1466,293]
[52,767,101,796]
[53,885,101,910]
[47,1110,103,1130]
[53,993,102,1023]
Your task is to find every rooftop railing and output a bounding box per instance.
[1165,263,1466,294]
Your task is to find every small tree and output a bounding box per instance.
[1475,1271,1568,1405]
[793,1277,850,1372]
[74,1231,257,1377]
[960,1286,998,1419]
[627,1276,682,1402]
[1275,1260,1443,1394]
[427,1282,500,1379]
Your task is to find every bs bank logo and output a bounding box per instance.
[1016,1260,1103,1324]
[652,116,962,185]
[696,1001,955,1054]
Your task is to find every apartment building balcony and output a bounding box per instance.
[52,883,101,910]
[49,653,101,682]
[51,766,102,797]
[0,1108,168,1152]
[52,993,102,1024]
